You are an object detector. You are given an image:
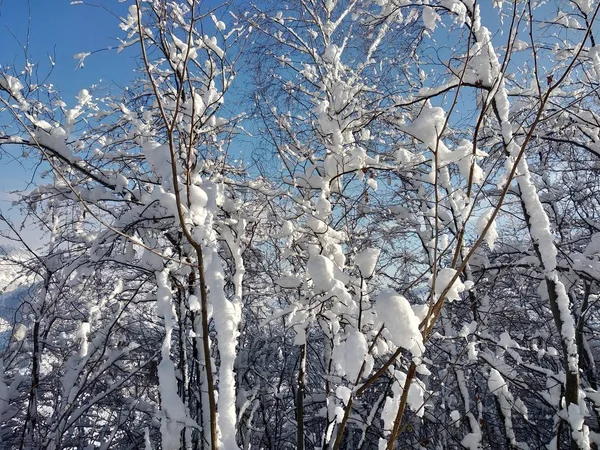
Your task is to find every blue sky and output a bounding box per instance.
[0,1,134,98]
[0,0,134,246]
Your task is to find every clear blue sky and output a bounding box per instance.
[0,0,135,98]
[0,0,135,246]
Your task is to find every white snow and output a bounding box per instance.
[422,6,441,31]
[277,220,295,238]
[335,385,352,405]
[565,403,590,449]
[307,255,337,292]
[355,248,380,278]
[477,209,498,250]
[12,323,26,342]
[332,330,369,381]
[76,322,90,357]
[381,370,426,429]
[188,294,200,312]
[375,289,423,358]
[467,341,478,360]
[450,409,460,425]
[275,275,303,288]
[76,88,92,105]
[433,268,465,302]
[0,74,24,100]
[488,369,517,446]
[156,270,188,449]
[405,105,448,153]
[204,238,242,450]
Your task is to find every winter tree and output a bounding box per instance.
[1,0,600,449]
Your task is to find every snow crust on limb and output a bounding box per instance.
[453,139,486,185]
[332,330,371,381]
[355,247,380,278]
[276,220,295,238]
[456,369,482,449]
[381,370,426,431]
[218,223,246,450]
[336,386,352,405]
[307,254,352,306]
[204,230,242,450]
[405,106,485,190]
[563,403,591,450]
[422,6,441,31]
[0,362,7,421]
[275,275,303,288]
[433,268,465,302]
[375,289,423,358]
[76,322,91,358]
[206,248,241,450]
[405,105,448,154]
[482,0,580,376]
[307,254,337,292]
[12,323,27,342]
[476,209,498,250]
[0,74,26,105]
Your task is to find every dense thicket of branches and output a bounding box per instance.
[1,0,600,449]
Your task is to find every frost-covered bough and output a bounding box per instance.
[0,200,161,449]
[386,0,600,449]
[250,0,600,448]
[129,2,250,445]
[246,1,433,448]
[0,1,251,449]
[452,1,600,448]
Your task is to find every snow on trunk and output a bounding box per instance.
[487,369,518,447]
[156,270,187,450]
[204,242,241,450]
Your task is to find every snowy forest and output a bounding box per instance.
[1,0,600,448]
